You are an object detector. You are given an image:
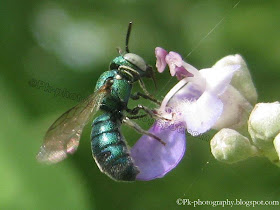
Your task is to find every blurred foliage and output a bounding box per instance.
[1,0,280,209]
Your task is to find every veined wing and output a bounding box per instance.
[37,83,111,164]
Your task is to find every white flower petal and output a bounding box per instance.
[199,64,240,96]
[179,91,223,135]
[213,85,253,130]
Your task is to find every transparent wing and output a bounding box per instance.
[37,85,109,164]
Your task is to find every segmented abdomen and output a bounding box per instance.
[91,112,139,181]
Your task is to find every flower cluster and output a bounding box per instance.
[211,102,280,167]
[131,47,252,181]
[131,47,280,181]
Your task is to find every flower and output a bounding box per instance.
[211,102,280,166]
[131,47,246,181]
[157,47,241,135]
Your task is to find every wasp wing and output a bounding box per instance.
[37,84,109,164]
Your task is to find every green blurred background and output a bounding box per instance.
[1,0,280,209]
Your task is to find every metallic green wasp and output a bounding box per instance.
[37,22,164,181]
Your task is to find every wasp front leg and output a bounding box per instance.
[126,105,168,122]
[130,92,161,105]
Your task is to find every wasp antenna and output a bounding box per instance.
[125,22,133,53]
[147,65,158,90]
[151,70,158,90]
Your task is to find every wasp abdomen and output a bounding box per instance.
[91,113,139,181]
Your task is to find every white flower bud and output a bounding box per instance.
[272,133,280,167]
[274,133,280,157]
[248,102,280,151]
[210,128,258,163]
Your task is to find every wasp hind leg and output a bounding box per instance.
[122,117,166,146]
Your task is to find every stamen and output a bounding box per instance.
[182,62,200,78]
[158,60,207,113]
[159,77,194,112]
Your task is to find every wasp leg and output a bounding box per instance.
[119,64,160,105]
[126,105,169,121]
[126,113,154,126]
[138,79,160,105]
[123,117,165,146]
[126,114,148,120]
[130,92,161,105]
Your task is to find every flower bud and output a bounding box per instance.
[248,102,280,152]
[273,133,280,166]
[274,133,280,157]
[210,128,258,163]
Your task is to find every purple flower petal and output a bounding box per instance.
[155,47,168,73]
[165,51,184,76]
[179,91,223,135]
[131,121,186,181]
[174,66,193,80]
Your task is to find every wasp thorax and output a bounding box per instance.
[124,53,147,72]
